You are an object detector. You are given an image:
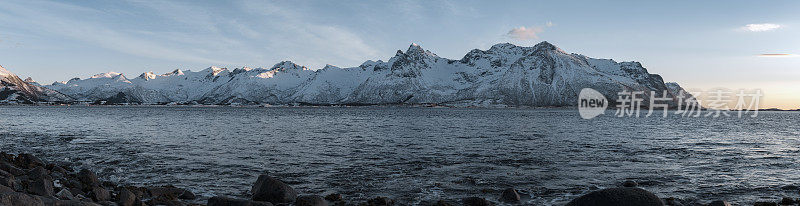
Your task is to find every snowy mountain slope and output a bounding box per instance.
[0,65,73,104]
[43,42,690,106]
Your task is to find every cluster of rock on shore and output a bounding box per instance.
[2,152,800,206]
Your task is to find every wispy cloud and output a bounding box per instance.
[507,22,555,40]
[236,1,379,68]
[0,1,231,64]
[759,53,798,57]
[507,26,544,40]
[742,23,782,32]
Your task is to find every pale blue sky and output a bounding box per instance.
[0,0,798,108]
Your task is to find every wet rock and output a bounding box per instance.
[435,200,454,206]
[754,202,777,206]
[296,195,327,206]
[26,176,54,197]
[14,154,45,169]
[89,186,111,202]
[97,201,117,206]
[462,197,493,206]
[26,167,52,181]
[365,196,394,206]
[623,180,638,188]
[662,197,683,206]
[68,186,84,198]
[0,152,14,163]
[49,165,67,177]
[56,188,75,200]
[77,169,100,189]
[0,192,45,206]
[0,169,10,178]
[566,187,663,206]
[0,184,14,193]
[208,196,274,206]
[779,197,795,205]
[43,198,103,206]
[117,188,136,206]
[324,193,342,202]
[500,188,520,203]
[708,200,731,206]
[0,175,16,188]
[147,195,185,206]
[0,162,25,176]
[147,186,196,200]
[251,175,297,204]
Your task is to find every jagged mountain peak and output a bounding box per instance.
[202,67,227,75]
[38,42,688,107]
[111,74,129,82]
[165,69,185,76]
[270,61,308,71]
[403,43,438,58]
[534,41,556,49]
[90,72,123,79]
[0,65,11,77]
[0,65,73,103]
[489,43,517,51]
[138,72,156,80]
[322,64,339,70]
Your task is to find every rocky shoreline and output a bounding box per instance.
[2,152,799,206]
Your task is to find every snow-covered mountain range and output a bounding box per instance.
[11,42,690,106]
[0,65,72,104]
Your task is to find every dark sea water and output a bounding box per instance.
[0,106,798,205]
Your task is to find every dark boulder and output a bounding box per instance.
[462,197,493,206]
[754,202,777,206]
[26,167,52,181]
[14,154,44,169]
[296,195,327,206]
[365,196,394,206]
[251,175,297,204]
[0,184,14,193]
[88,186,110,202]
[708,200,730,206]
[0,175,16,189]
[0,192,45,206]
[662,197,684,206]
[566,187,663,206]
[500,188,520,203]
[208,196,274,206]
[147,195,185,206]
[779,197,795,205]
[117,188,136,206]
[324,193,342,202]
[26,176,55,197]
[147,186,196,200]
[0,152,14,163]
[56,188,75,200]
[0,162,24,176]
[435,200,454,206]
[0,169,10,178]
[77,169,100,189]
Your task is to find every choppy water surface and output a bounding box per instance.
[1,106,798,205]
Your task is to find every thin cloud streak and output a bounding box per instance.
[0,1,231,65]
[506,22,554,40]
[759,53,798,57]
[507,26,544,40]
[742,23,782,32]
